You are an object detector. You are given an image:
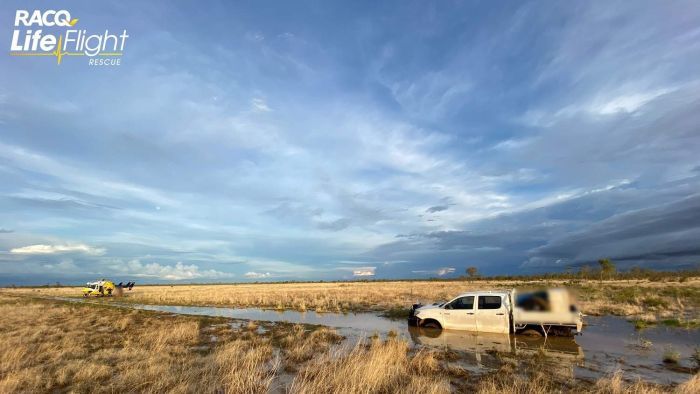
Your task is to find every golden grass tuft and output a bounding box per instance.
[674,373,700,394]
[476,368,555,394]
[289,338,451,394]
[215,340,279,394]
[281,325,343,364]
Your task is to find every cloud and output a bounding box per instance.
[371,174,700,274]
[436,267,455,276]
[316,218,351,231]
[352,267,375,276]
[412,267,456,276]
[42,259,79,272]
[245,31,265,42]
[113,260,234,281]
[524,193,700,268]
[251,98,271,112]
[244,271,271,279]
[10,243,105,256]
[591,88,675,115]
[0,228,12,233]
[426,205,448,213]
[0,141,178,209]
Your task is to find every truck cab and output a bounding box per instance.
[411,291,512,334]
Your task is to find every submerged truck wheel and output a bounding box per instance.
[520,328,543,337]
[421,320,441,329]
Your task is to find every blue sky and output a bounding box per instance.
[1,1,699,284]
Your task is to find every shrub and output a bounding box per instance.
[662,347,680,364]
[642,297,668,308]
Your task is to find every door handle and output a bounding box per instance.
[467,312,474,315]
[496,313,504,315]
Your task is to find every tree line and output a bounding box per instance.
[463,259,699,281]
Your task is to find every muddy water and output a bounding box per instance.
[49,297,698,384]
[574,316,698,384]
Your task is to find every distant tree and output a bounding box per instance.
[598,258,616,281]
[565,266,573,277]
[466,266,479,279]
[577,265,591,279]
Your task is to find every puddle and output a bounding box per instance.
[46,296,698,384]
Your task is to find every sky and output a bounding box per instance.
[1,1,700,285]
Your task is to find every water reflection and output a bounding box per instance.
[408,326,584,376]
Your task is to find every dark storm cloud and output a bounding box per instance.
[368,177,700,275]
[525,194,700,268]
[426,205,448,213]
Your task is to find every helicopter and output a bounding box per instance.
[81,279,135,297]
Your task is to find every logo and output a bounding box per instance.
[9,10,129,66]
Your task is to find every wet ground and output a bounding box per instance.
[47,297,698,384]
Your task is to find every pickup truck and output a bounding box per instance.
[407,288,582,337]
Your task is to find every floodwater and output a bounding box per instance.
[48,297,698,384]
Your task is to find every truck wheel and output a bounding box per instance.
[520,328,543,337]
[422,321,441,329]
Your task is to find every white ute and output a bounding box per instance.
[408,288,583,337]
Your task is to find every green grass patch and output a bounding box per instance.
[660,319,700,329]
[641,297,668,308]
[633,319,655,330]
[632,318,699,330]
[661,319,682,327]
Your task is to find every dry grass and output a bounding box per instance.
[0,296,279,393]
[290,338,451,394]
[476,366,699,394]
[0,294,697,394]
[592,370,699,394]
[3,278,698,318]
[279,324,343,365]
[476,368,558,393]
[675,373,700,394]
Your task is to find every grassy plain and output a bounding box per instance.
[4,278,699,319]
[0,295,698,394]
